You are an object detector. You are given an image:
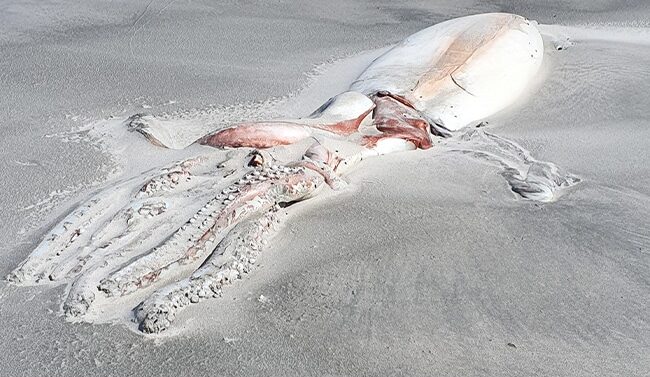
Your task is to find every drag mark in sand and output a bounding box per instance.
[128,0,177,61]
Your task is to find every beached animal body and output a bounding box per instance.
[141,13,543,156]
[10,13,574,333]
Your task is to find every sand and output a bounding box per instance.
[1,1,649,376]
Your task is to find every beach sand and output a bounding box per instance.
[1,1,648,376]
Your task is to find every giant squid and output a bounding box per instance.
[8,13,578,333]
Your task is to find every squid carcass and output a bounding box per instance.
[9,13,553,334]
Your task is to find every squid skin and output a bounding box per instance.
[351,13,544,134]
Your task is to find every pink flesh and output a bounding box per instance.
[310,107,374,136]
[199,122,311,148]
[363,93,432,149]
[198,107,372,149]
[200,92,432,151]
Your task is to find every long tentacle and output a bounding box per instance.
[133,145,341,333]
[7,157,212,284]
[134,209,280,333]
[97,165,324,297]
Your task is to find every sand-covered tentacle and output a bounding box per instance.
[446,129,580,201]
[61,199,196,318]
[7,183,136,285]
[47,203,147,283]
[61,156,263,317]
[8,199,99,284]
[8,155,221,285]
[55,159,231,284]
[134,210,280,333]
[97,165,325,298]
[62,183,237,318]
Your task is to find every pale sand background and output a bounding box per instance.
[1,1,649,376]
